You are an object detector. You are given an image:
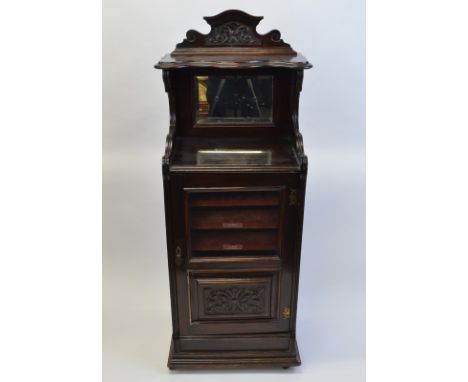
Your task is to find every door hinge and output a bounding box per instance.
[175,246,183,266]
[282,307,291,319]
[289,189,298,206]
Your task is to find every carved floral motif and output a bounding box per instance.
[206,22,261,46]
[204,286,265,314]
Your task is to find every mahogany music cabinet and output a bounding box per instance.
[154,10,312,369]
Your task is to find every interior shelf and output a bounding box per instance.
[191,206,279,230]
[190,191,279,208]
[191,230,278,252]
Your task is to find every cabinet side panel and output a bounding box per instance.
[162,171,180,339]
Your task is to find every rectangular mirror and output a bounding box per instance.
[195,75,273,125]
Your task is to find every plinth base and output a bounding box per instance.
[167,338,301,370]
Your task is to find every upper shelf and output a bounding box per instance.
[169,136,301,172]
[155,10,312,70]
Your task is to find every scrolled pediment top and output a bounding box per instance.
[175,10,295,52]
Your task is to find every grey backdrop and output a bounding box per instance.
[103,1,365,381]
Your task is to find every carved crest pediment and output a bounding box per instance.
[175,9,294,52]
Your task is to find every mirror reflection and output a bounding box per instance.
[195,75,273,124]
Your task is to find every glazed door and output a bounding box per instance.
[169,174,302,347]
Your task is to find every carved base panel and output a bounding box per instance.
[190,273,277,322]
[167,338,301,369]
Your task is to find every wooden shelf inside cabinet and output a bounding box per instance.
[155,9,310,370]
[191,229,278,252]
[190,207,279,230]
[189,190,280,207]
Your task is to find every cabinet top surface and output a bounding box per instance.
[155,10,311,70]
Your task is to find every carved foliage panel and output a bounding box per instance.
[204,286,265,314]
[206,22,261,46]
[190,275,277,321]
